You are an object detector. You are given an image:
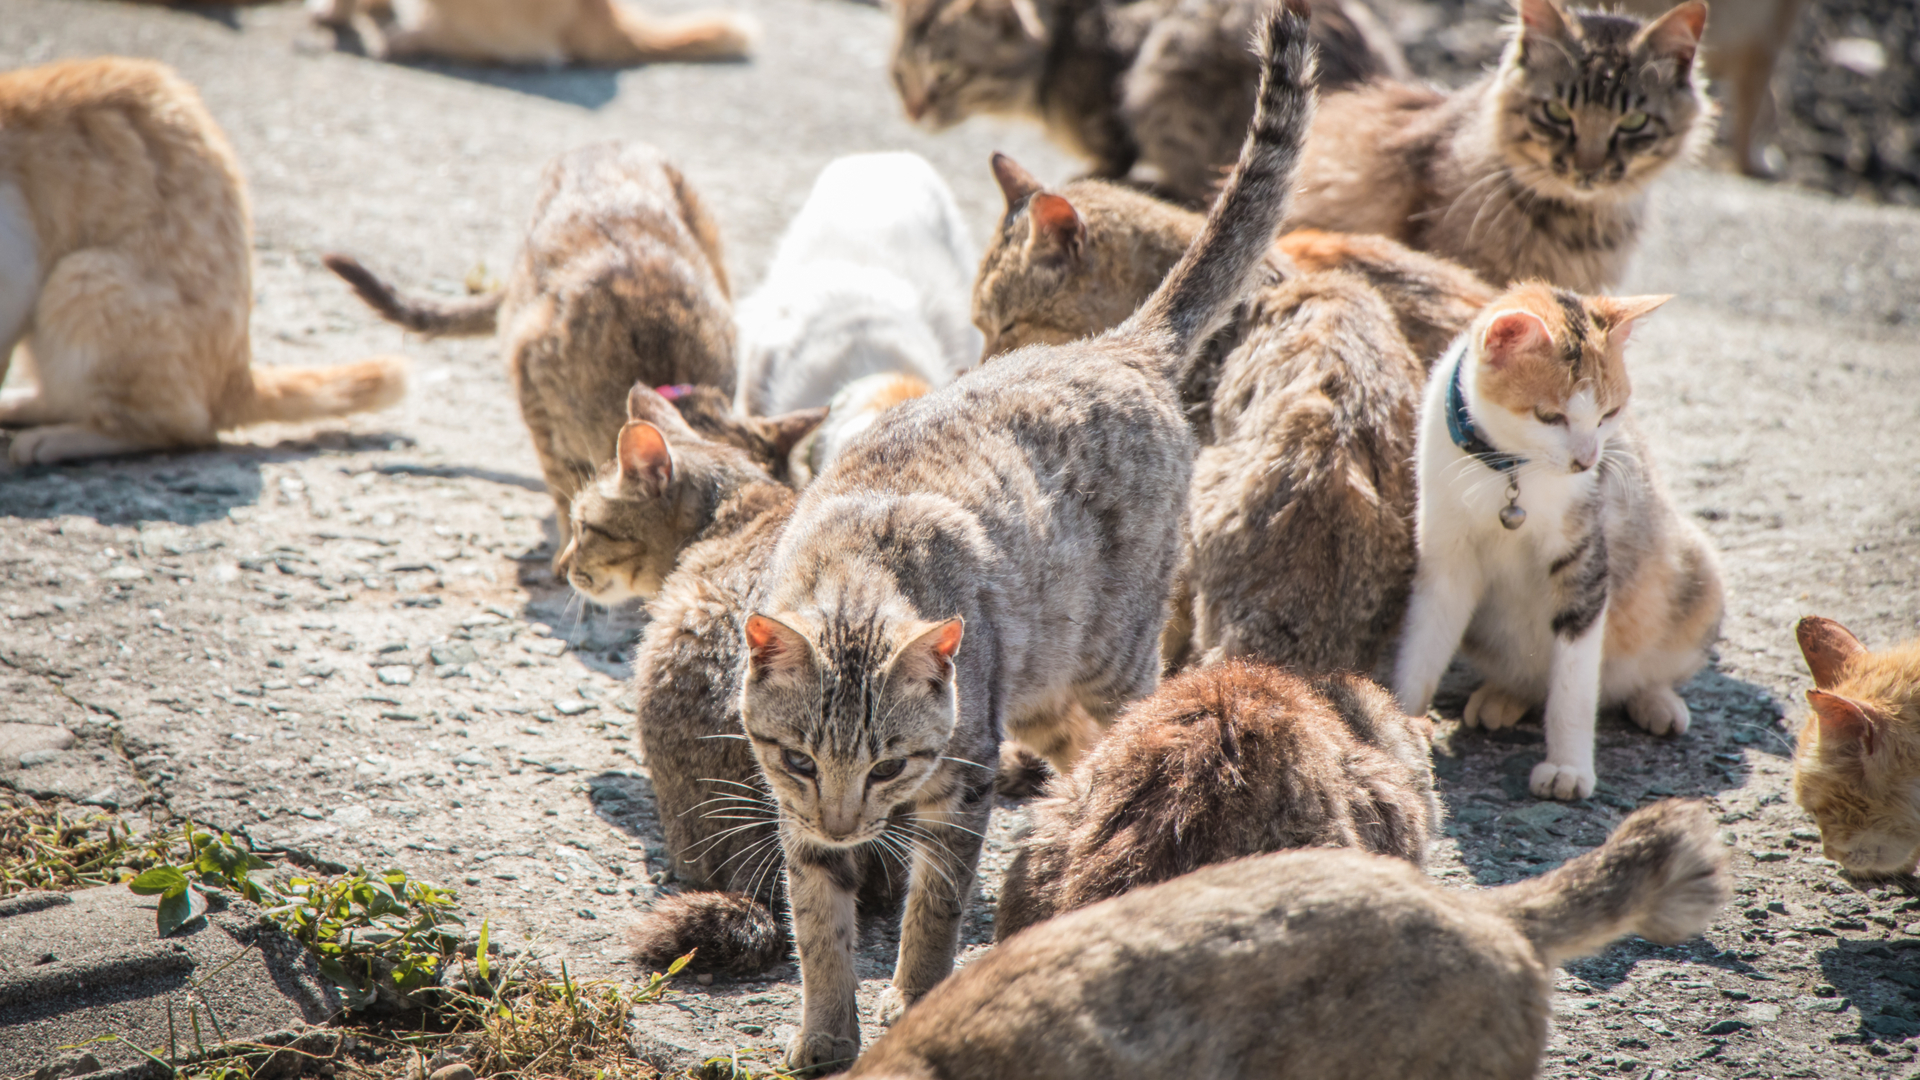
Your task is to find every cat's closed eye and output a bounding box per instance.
[1602,406,1622,421]
[1534,408,1566,426]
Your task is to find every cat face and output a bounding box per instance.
[1791,617,1920,876]
[1493,0,1709,201]
[739,613,964,847]
[890,0,1049,130]
[1465,283,1668,474]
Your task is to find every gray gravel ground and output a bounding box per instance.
[2,0,1919,1077]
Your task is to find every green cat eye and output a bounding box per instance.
[782,748,818,778]
[868,757,907,782]
[1618,110,1650,132]
[1544,100,1572,123]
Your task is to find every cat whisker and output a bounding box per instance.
[697,777,779,797]
[897,812,987,841]
[687,819,779,858]
[697,732,750,742]
[939,754,995,772]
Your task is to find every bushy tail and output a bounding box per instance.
[229,356,407,427]
[322,253,500,337]
[629,892,789,976]
[1488,800,1730,968]
[595,4,757,63]
[1123,0,1317,380]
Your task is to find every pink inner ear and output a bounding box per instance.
[617,421,673,490]
[1482,310,1550,368]
[1643,0,1705,64]
[1808,690,1882,756]
[1518,0,1569,39]
[1028,193,1085,255]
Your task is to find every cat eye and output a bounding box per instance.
[1544,100,1572,123]
[867,757,907,782]
[1534,409,1566,426]
[1618,110,1650,132]
[1602,407,1622,421]
[782,748,818,778]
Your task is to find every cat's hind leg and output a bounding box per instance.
[1627,684,1691,737]
[1463,683,1532,729]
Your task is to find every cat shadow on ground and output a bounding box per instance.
[1817,938,1920,1046]
[0,429,413,527]
[584,769,664,851]
[1429,658,1785,890]
[314,23,625,109]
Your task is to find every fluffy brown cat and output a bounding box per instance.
[1792,616,1920,877]
[309,0,755,65]
[1289,0,1713,291]
[889,0,1402,205]
[325,141,736,567]
[975,162,1491,673]
[0,59,405,466]
[851,800,1728,1080]
[995,660,1436,940]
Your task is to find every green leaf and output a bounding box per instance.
[157,885,208,937]
[476,919,491,981]
[666,950,695,976]
[128,866,190,896]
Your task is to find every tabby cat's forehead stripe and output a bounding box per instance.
[1553,289,1590,363]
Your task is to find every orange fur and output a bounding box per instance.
[314,0,755,65]
[0,58,405,466]
[1474,282,1640,417]
[1791,618,1920,876]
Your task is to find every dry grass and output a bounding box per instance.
[0,791,169,894]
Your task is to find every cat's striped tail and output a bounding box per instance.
[322,253,501,338]
[629,891,790,977]
[1123,0,1317,382]
[1488,800,1729,968]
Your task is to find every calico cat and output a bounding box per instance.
[309,0,755,65]
[995,660,1436,940]
[1289,0,1713,291]
[738,7,1316,1069]
[735,153,980,418]
[325,141,736,566]
[1791,616,1920,877]
[1392,282,1724,801]
[0,59,405,466]
[889,0,1401,205]
[850,800,1728,1080]
[975,161,1491,673]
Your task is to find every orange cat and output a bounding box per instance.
[1792,617,1920,877]
[0,59,405,466]
[310,0,755,65]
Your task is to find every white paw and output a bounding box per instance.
[1529,760,1595,801]
[1628,685,1691,737]
[878,984,914,1026]
[1463,684,1531,729]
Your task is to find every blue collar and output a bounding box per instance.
[1446,357,1526,475]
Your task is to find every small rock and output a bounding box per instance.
[1743,1003,1781,1024]
[554,699,597,716]
[1795,995,1849,1013]
[16,748,65,768]
[431,642,479,667]
[103,565,148,581]
[1751,851,1790,862]
[0,723,76,767]
[452,751,489,767]
[429,1065,475,1080]
[577,908,596,920]
[696,973,714,986]
[331,805,372,826]
[1702,1019,1749,1036]
[375,666,415,686]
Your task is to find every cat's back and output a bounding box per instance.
[769,152,975,285]
[856,850,1547,1080]
[1291,79,1453,241]
[516,141,727,296]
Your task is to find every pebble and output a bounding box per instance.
[429,1065,475,1080]
[376,665,415,686]
[1744,1003,1782,1024]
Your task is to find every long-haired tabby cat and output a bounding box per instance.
[889,0,1401,206]
[1393,282,1723,801]
[0,59,405,466]
[308,0,755,64]
[975,161,1493,673]
[995,659,1436,940]
[1289,0,1713,291]
[1792,616,1920,877]
[738,8,1315,1068]
[850,800,1728,1080]
[325,141,735,568]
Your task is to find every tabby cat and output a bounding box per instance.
[0,59,405,466]
[889,0,1400,205]
[326,141,736,567]
[1289,0,1713,291]
[995,660,1436,939]
[309,0,755,65]
[850,800,1728,1080]
[654,382,825,487]
[739,7,1315,1068]
[1791,616,1920,877]
[1393,282,1724,801]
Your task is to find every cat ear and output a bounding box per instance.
[1025,193,1086,264]
[1797,616,1867,690]
[744,613,815,687]
[1807,689,1887,757]
[1480,309,1552,369]
[616,421,675,495]
[1636,0,1707,72]
[889,618,964,692]
[1591,293,1670,347]
[1514,0,1575,48]
[761,406,830,459]
[627,382,703,439]
[991,152,1044,209]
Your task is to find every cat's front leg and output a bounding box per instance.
[1532,607,1607,801]
[880,786,992,1024]
[784,847,862,1074]
[1392,563,1481,717]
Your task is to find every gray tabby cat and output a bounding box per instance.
[739,4,1318,1069]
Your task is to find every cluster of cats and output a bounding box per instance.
[3,0,1914,1075]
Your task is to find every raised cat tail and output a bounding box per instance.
[1487,800,1730,969]
[629,891,790,977]
[322,253,501,337]
[1122,0,1317,381]
[228,355,408,427]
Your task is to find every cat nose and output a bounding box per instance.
[903,94,930,121]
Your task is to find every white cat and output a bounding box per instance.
[733,152,981,417]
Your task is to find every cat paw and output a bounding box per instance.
[1463,684,1531,730]
[1529,761,1595,801]
[1628,685,1691,737]
[878,984,916,1026]
[785,1031,859,1076]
